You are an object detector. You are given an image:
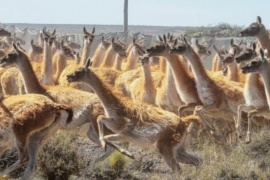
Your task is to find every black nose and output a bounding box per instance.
[239,32,244,37]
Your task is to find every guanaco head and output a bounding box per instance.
[112,37,128,58]
[240,16,263,37]
[139,54,150,66]
[241,48,268,74]
[16,41,26,53]
[37,33,44,47]
[101,36,111,48]
[65,36,81,50]
[235,42,257,63]
[42,27,56,46]
[67,57,92,83]
[66,41,81,50]
[146,34,170,57]
[132,37,146,56]
[0,28,11,37]
[222,48,236,65]
[59,40,76,59]
[12,33,26,45]
[30,39,43,54]
[230,38,243,55]
[168,37,190,55]
[194,39,211,57]
[83,27,95,45]
[0,42,23,67]
[213,44,228,60]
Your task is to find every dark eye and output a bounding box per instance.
[251,61,257,65]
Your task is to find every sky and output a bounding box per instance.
[1,0,270,27]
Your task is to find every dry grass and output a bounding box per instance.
[2,128,270,179]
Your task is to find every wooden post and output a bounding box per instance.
[124,0,128,32]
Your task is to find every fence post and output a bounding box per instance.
[124,0,128,32]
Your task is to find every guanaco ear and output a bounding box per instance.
[252,42,256,51]
[232,47,237,57]
[230,38,234,46]
[60,40,64,49]
[84,57,92,70]
[259,48,265,61]
[195,39,199,47]
[158,35,163,42]
[42,27,47,36]
[132,37,136,44]
[83,27,88,34]
[92,27,95,34]
[31,39,34,45]
[173,38,178,46]
[12,41,19,52]
[169,34,173,42]
[257,16,262,25]
[213,44,219,53]
[238,39,243,46]
[52,29,56,36]
[183,37,188,45]
[112,37,115,44]
[167,32,170,39]
[163,34,167,44]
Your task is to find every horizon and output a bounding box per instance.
[1,0,270,28]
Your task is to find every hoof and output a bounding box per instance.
[245,137,251,144]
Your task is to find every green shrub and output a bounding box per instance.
[108,150,127,172]
[38,131,86,180]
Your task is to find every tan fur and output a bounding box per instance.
[67,65,202,171]
[1,67,25,95]
[57,27,95,91]
[129,55,157,105]
[170,39,244,136]
[241,16,270,58]
[92,42,110,67]
[40,29,55,86]
[100,45,116,68]
[124,46,140,71]
[147,41,201,116]
[0,47,114,151]
[0,94,72,179]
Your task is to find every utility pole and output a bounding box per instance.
[124,0,128,32]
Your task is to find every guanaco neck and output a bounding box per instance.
[91,44,105,67]
[159,57,167,73]
[259,61,270,109]
[16,53,46,94]
[53,52,67,84]
[257,26,270,57]
[245,73,259,90]
[164,54,199,103]
[142,62,155,95]
[183,47,211,85]
[101,45,116,68]
[212,55,222,72]
[85,71,122,110]
[125,47,138,70]
[80,40,92,66]
[226,62,239,82]
[113,54,123,71]
[165,63,183,106]
[41,42,54,85]
[28,50,34,61]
